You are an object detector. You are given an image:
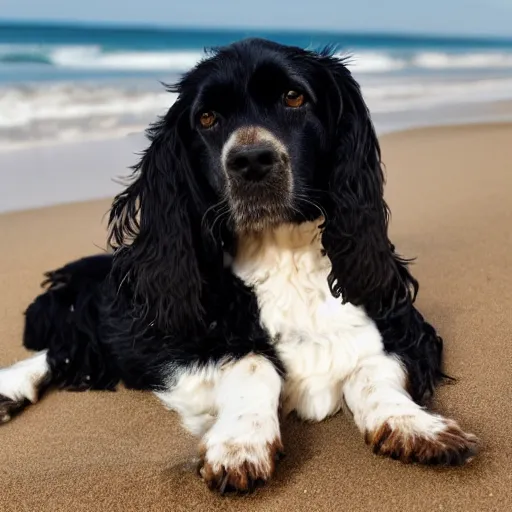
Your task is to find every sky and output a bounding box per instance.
[2,0,512,38]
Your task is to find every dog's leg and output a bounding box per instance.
[197,354,283,493]
[0,351,50,423]
[343,353,478,465]
[155,364,221,438]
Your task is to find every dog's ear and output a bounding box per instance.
[319,56,417,317]
[108,99,221,333]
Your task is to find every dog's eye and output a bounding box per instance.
[199,112,217,129]
[284,90,305,108]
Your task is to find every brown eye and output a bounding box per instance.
[199,111,216,128]
[284,90,305,108]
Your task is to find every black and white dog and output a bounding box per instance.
[0,39,477,493]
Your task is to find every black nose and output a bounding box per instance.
[226,145,278,181]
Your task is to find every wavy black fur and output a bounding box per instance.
[22,38,442,405]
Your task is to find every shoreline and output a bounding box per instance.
[0,124,149,155]
[1,114,512,214]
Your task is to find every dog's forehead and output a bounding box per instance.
[206,50,290,89]
[191,49,315,109]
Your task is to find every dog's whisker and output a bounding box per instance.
[201,199,228,229]
[209,208,230,235]
[294,195,328,220]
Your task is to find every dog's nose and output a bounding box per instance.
[226,145,278,181]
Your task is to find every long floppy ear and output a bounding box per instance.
[107,100,221,333]
[320,57,417,318]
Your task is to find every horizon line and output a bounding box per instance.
[1,17,512,43]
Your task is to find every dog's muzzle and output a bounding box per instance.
[221,126,293,231]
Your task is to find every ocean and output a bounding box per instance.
[2,21,512,150]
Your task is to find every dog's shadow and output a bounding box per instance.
[270,414,318,490]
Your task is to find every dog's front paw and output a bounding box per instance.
[0,394,28,424]
[365,413,478,465]
[198,431,283,493]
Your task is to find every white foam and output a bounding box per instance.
[0,84,178,128]
[0,43,203,71]
[362,77,512,113]
[345,52,407,73]
[346,50,512,74]
[413,51,512,69]
[51,46,203,71]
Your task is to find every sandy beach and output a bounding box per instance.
[1,123,511,511]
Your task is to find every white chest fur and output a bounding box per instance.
[233,220,385,421]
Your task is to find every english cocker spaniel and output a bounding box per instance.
[0,38,478,493]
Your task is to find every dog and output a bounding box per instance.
[0,38,477,493]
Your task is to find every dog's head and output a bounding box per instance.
[173,38,376,233]
[185,39,336,232]
[109,38,415,331]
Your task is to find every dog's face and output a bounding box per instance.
[181,39,336,231]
